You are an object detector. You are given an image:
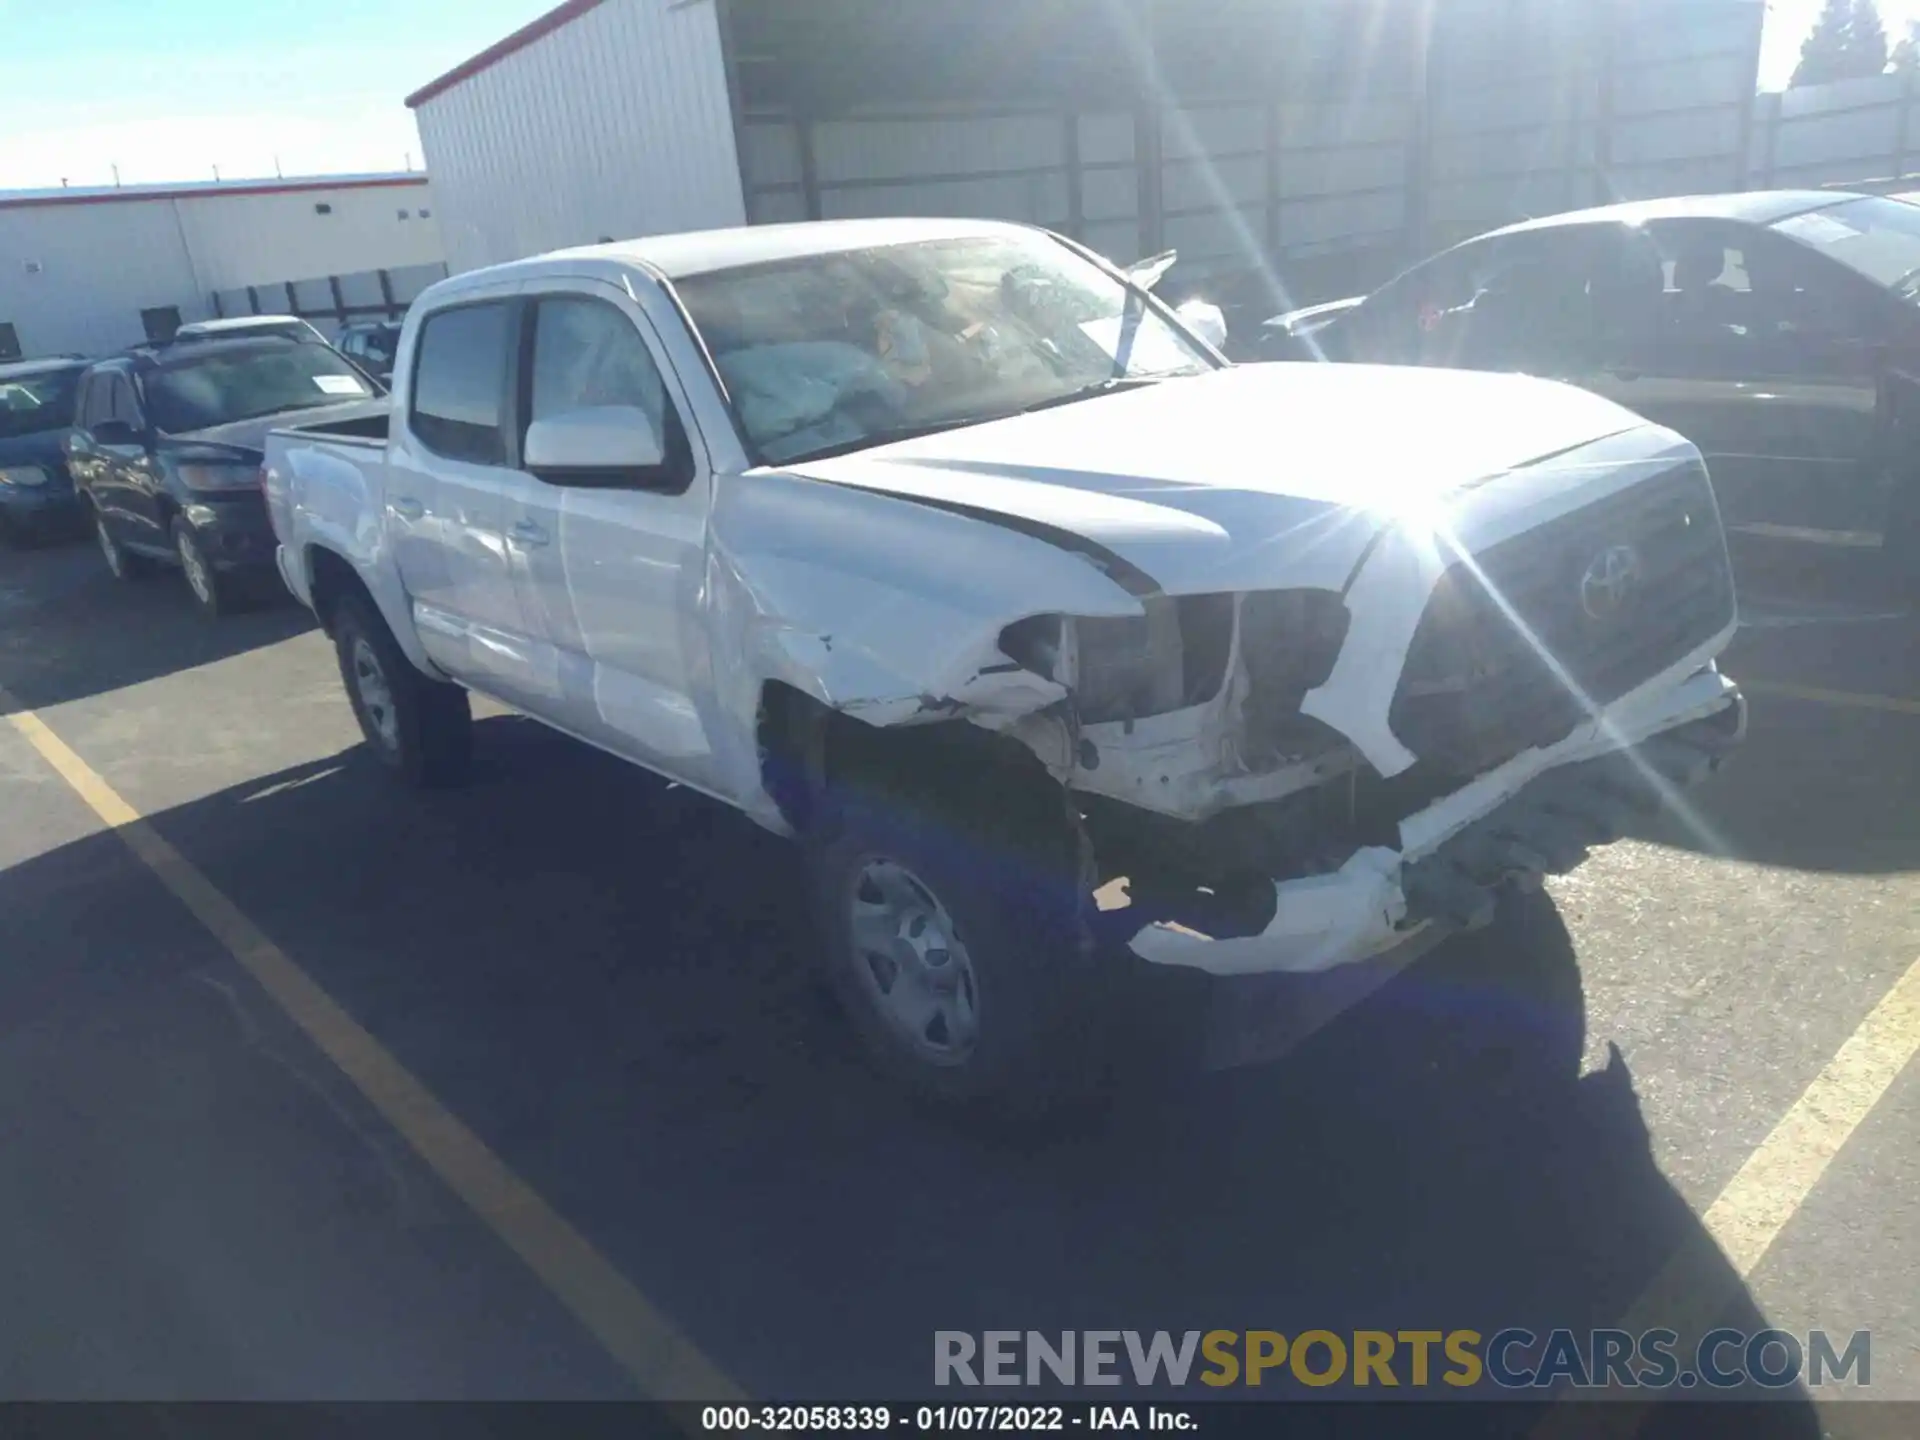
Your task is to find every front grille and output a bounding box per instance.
[1388,463,1733,776]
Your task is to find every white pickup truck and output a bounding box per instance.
[265,217,1746,1103]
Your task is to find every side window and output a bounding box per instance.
[110,375,146,430]
[1644,222,1879,372]
[73,373,97,429]
[1352,248,1483,363]
[410,302,511,464]
[526,295,691,489]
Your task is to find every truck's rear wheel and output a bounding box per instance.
[805,763,1104,1108]
[331,590,472,788]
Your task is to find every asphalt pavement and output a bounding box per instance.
[0,535,1914,1431]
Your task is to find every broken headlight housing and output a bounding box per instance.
[1000,593,1236,725]
[1239,589,1351,756]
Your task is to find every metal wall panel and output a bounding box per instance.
[0,202,205,357]
[411,0,746,273]
[0,180,443,357]
[174,182,443,292]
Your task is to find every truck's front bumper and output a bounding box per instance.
[1128,667,1745,977]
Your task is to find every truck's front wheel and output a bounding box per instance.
[332,591,472,788]
[805,766,1103,1108]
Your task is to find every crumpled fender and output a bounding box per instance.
[697,471,1145,816]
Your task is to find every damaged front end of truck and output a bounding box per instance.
[740,436,1745,982]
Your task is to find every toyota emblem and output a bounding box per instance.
[1580,544,1642,620]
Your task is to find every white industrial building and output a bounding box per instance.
[408,0,1764,316]
[0,173,447,360]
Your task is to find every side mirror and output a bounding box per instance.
[1126,250,1180,292]
[1177,299,1229,353]
[91,420,141,447]
[523,405,665,482]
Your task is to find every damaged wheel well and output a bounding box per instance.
[756,680,1079,854]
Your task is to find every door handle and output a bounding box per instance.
[510,519,550,547]
[391,496,425,521]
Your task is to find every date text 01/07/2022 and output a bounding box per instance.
[696,1404,1197,1431]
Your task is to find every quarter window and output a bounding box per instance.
[410,302,511,465]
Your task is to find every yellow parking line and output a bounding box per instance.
[1702,954,1920,1276]
[4,694,744,1405]
[1744,680,1920,717]
[1532,953,1920,1438]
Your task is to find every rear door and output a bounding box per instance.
[385,294,543,702]
[500,282,718,788]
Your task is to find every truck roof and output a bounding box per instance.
[437,217,1042,297]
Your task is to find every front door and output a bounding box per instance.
[501,284,718,790]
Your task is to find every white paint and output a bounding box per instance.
[409,0,745,275]
[1130,847,1413,977]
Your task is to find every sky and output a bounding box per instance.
[2,0,1918,191]
[0,0,555,190]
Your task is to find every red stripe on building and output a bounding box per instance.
[405,0,612,109]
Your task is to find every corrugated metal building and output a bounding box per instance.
[0,173,447,360]
[408,0,1764,310]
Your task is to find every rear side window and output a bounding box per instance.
[411,303,511,464]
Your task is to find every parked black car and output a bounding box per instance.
[335,319,403,383]
[0,357,90,545]
[1259,190,1920,596]
[67,336,385,617]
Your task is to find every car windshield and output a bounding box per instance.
[674,233,1214,465]
[0,368,82,437]
[1771,197,1920,299]
[144,342,374,432]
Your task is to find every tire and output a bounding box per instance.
[331,589,473,788]
[804,757,1105,1109]
[173,518,246,619]
[92,503,156,581]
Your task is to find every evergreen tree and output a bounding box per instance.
[1792,0,1892,86]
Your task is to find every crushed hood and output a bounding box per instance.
[784,364,1648,595]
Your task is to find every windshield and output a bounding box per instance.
[1771,197,1920,299]
[674,233,1214,465]
[0,368,82,437]
[144,343,374,433]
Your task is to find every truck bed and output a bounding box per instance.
[278,410,388,443]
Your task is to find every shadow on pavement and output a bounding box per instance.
[0,539,314,713]
[0,714,1823,1430]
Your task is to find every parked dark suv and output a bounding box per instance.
[68,337,386,617]
[0,357,89,545]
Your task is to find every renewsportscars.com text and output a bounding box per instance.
[934,1328,1871,1391]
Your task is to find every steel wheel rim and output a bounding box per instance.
[97,517,122,577]
[846,856,980,1065]
[350,636,401,753]
[178,530,213,605]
